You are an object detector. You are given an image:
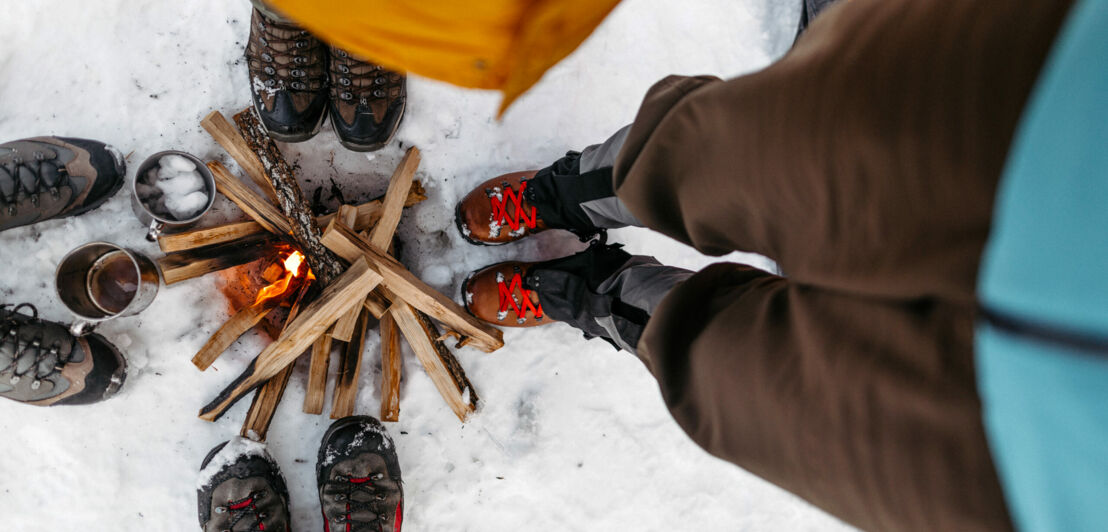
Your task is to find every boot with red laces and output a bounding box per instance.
[463,241,693,353]
[197,437,291,532]
[455,150,628,246]
[318,416,403,532]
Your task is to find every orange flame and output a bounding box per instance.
[254,251,307,304]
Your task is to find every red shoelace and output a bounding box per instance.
[497,270,543,323]
[488,180,538,234]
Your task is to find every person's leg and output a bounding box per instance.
[614,0,1073,303]
[637,264,1010,531]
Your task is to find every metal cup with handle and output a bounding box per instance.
[130,150,216,242]
[55,242,161,337]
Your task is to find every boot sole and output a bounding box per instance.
[87,332,128,402]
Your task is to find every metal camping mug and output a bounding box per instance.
[55,242,161,336]
[129,150,216,241]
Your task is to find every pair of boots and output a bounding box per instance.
[198,416,402,532]
[245,8,405,151]
[1,137,130,406]
[455,151,692,354]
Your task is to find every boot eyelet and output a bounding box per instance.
[263,66,276,75]
[339,78,351,86]
[335,494,346,501]
[264,79,276,87]
[294,57,307,65]
[374,77,386,85]
[291,82,306,90]
[260,53,272,62]
[339,65,349,74]
[9,375,19,385]
[373,89,386,98]
[214,506,226,514]
[30,380,40,390]
[295,40,308,49]
[376,494,386,501]
[291,69,305,77]
[340,92,353,101]
[259,38,268,47]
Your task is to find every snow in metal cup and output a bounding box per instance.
[130,150,215,241]
[55,242,161,336]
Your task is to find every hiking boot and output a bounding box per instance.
[0,136,125,233]
[455,150,635,246]
[318,416,404,532]
[463,242,693,352]
[0,304,127,406]
[198,437,291,532]
[245,8,329,142]
[327,47,406,152]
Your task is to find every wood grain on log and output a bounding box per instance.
[201,110,280,203]
[192,294,283,371]
[330,205,364,342]
[331,306,371,419]
[379,312,402,422]
[199,258,382,422]
[158,233,276,285]
[209,161,292,236]
[157,182,427,254]
[302,328,334,415]
[390,300,478,421]
[369,147,420,250]
[321,221,504,353]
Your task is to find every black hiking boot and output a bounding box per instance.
[0,136,125,233]
[318,416,404,531]
[463,242,693,353]
[0,304,127,406]
[327,47,406,152]
[198,438,291,532]
[245,8,329,142]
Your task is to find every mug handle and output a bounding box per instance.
[69,318,98,337]
[146,220,164,242]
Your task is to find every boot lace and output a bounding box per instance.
[0,304,71,389]
[248,14,327,93]
[328,473,393,532]
[212,490,271,532]
[329,48,403,114]
[487,179,538,239]
[0,149,69,216]
[496,266,543,324]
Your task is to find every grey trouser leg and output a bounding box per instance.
[576,126,644,229]
[594,256,693,353]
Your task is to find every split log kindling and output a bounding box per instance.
[321,220,505,353]
[302,330,334,415]
[201,110,280,203]
[241,281,313,439]
[390,300,478,421]
[199,258,382,422]
[192,294,284,371]
[208,161,292,237]
[330,205,365,342]
[330,306,371,419]
[157,233,277,285]
[157,182,427,254]
[233,107,344,284]
[379,312,402,422]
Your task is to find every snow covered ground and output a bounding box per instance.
[0,0,854,530]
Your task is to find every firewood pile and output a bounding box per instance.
[159,108,504,440]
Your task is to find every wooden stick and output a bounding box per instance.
[199,258,382,422]
[210,161,291,237]
[240,282,313,439]
[233,107,344,283]
[240,360,295,440]
[201,110,280,203]
[379,312,402,422]
[390,300,478,421]
[157,182,427,254]
[302,328,334,415]
[369,147,420,250]
[330,205,365,342]
[157,233,276,285]
[331,306,371,419]
[322,221,504,353]
[192,295,282,371]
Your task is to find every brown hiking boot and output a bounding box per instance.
[0,136,125,233]
[462,260,550,327]
[245,8,329,142]
[454,171,551,246]
[327,47,406,152]
[0,304,127,406]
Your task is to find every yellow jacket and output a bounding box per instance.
[266,0,623,114]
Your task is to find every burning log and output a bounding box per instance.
[157,233,276,285]
[191,250,307,371]
[156,183,427,254]
[331,306,371,419]
[321,220,504,353]
[199,257,382,422]
[379,313,402,422]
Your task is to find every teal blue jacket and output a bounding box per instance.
[976,0,1108,530]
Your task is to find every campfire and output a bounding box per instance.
[154,108,505,440]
